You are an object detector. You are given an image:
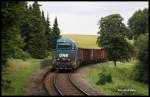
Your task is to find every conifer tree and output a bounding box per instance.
[52,17,61,49]
[24,1,47,58]
[1,1,28,89]
[45,14,53,51]
[2,1,27,66]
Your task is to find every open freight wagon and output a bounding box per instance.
[78,48,107,65]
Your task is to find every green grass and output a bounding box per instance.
[62,34,100,48]
[45,51,53,60]
[2,58,43,96]
[126,39,134,45]
[84,61,149,96]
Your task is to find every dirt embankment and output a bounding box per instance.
[24,59,52,96]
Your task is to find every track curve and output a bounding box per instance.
[43,67,101,96]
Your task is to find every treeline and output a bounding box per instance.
[2,1,61,66]
[128,8,148,83]
[97,8,148,83]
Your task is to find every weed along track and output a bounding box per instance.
[43,69,100,96]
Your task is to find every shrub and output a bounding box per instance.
[106,73,112,82]
[13,48,31,60]
[96,73,106,85]
[96,72,112,85]
[132,34,149,83]
[2,70,12,90]
[131,63,149,83]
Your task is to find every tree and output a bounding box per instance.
[132,33,149,83]
[44,13,53,51]
[128,8,148,39]
[97,14,133,66]
[51,17,61,49]
[23,1,48,58]
[19,2,31,50]
[1,1,28,90]
[1,1,28,66]
[128,8,149,83]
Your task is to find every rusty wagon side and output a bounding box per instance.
[78,48,107,65]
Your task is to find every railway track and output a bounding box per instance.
[43,71,88,96]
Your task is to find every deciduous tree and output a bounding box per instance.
[97,14,133,66]
[128,8,148,39]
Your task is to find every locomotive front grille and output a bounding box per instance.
[56,57,71,62]
[54,61,74,70]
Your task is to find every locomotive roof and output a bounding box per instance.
[57,38,76,43]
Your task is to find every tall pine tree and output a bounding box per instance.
[1,1,28,89]
[2,1,27,66]
[45,14,53,51]
[24,1,47,58]
[52,17,61,49]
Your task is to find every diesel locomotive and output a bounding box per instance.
[52,38,80,70]
[52,38,107,70]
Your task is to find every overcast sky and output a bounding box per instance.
[28,1,148,35]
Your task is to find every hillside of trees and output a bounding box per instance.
[2,1,61,65]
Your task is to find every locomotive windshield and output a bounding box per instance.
[57,42,73,49]
[57,44,71,49]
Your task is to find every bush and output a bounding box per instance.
[2,70,12,90]
[13,48,31,60]
[96,73,106,85]
[106,73,112,82]
[96,72,112,85]
[131,63,149,83]
[133,34,149,83]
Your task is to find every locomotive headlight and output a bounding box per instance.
[59,54,68,58]
[71,60,76,65]
[56,58,60,61]
[52,59,56,64]
[67,58,71,61]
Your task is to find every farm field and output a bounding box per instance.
[62,34,100,48]
[84,61,149,96]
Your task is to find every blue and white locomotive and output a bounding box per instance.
[52,38,80,70]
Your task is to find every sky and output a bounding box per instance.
[28,1,148,35]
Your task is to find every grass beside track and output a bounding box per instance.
[2,58,44,96]
[84,61,149,96]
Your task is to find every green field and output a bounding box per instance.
[62,34,100,48]
[84,61,149,96]
[2,58,43,96]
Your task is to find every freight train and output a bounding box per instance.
[52,38,107,70]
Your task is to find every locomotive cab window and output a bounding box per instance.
[57,44,70,48]
[57,42,72,49]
